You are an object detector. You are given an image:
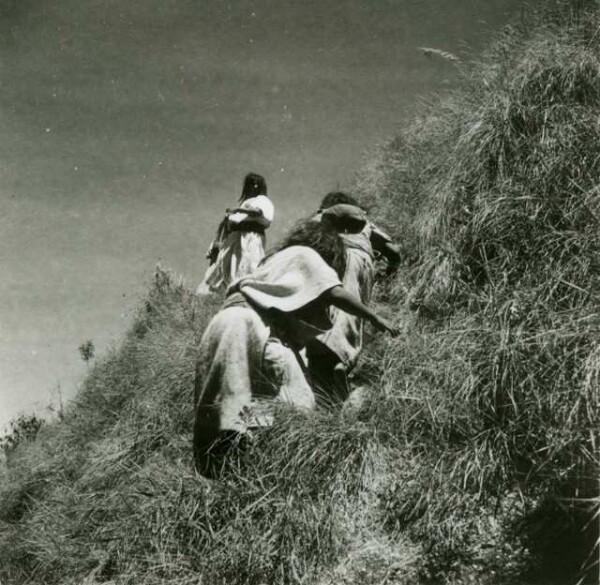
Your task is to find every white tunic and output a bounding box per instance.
[195,246,341,444]
[196,195,275,295]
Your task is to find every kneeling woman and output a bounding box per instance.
[193,221,398,477]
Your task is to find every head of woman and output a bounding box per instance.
[319,191,360,211]
[319,192,367,235]
[240,172,268,201]
[275,220,346,278]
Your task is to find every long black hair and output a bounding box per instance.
[240,172,268,201]
[269,220,346,278]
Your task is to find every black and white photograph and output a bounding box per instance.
[1,0,598,583]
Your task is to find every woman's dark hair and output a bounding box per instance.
[319,191,359,210]
[271,220,346,278]
[240,173,267,201]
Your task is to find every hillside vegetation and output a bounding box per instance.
[1,3,599,584]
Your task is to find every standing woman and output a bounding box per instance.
[196,172,274,295]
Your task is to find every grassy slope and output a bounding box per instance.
[351,2,600,581]
[1,3,599,584]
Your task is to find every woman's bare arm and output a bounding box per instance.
[226,206,263,216]
[325,285,400,336]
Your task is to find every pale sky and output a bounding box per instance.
[0,0,523,430]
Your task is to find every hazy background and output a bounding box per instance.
[0,0,523,430]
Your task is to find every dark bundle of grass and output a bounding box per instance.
[355,3,600,582]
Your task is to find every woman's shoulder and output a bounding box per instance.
[242,194,272,207]
[258,246,340,294]
[279,245,319,258]
[275,246,338,275]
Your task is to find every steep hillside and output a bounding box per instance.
[351,2,600,582]
[1,3,599,584]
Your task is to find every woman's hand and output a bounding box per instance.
[327,286,401,337]
[372,315,401,337]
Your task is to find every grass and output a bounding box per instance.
[1,1,599,583]
[351,1,600,581]
[0,270,416,585]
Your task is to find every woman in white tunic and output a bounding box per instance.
[196,173,274,296]
[193,220,399,477]
[305,192,401,402]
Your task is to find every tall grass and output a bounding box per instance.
[0,270,416,585]
[353,2,600,582]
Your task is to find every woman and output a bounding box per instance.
[306,192,401,402]
[196,172,274,295]
[193,220,399,478]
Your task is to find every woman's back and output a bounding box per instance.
[196,173,273,295]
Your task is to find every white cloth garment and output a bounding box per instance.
[194,246,341,443]
[232,245,340,316]
[196,195,275,295]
